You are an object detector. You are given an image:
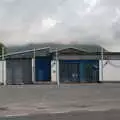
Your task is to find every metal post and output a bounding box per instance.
[56,48,60,88]
[101,47,104,82]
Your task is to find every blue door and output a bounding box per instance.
[59,60,80,82]
[83,60,99,82]
[35,57,51,81]
[59,60,99,83]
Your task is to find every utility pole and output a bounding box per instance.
[101,47,104,82]
[32,48,36,83]
[56,48,60,88]
[2,47,6,85]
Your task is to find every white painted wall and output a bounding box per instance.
[0,61,6,84]
[0,61,3,84]
[99,60,120,81]
[51,60,58,82]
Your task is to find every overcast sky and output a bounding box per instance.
[0,0,120,51]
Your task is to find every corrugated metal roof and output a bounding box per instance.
[46,44,106,53]
[0,47,50,59]
[2,44,109,59]
[6,43,107,53]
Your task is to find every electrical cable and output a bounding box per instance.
[103,58,120,68]
[109,61,120,68]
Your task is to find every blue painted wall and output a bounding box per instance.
[80,62,85,82]
[35,57,51,81]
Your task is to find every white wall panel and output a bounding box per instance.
[51,60,57,82]
[99,60,120,81]
[0,61,6,84]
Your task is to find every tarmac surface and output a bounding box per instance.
[0,83,120,119]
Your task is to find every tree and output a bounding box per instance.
[0,43,5,56]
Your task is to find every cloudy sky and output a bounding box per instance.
[0,0,120,51]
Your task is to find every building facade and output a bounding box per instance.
[1,45,119,85]
[51,48,99,83]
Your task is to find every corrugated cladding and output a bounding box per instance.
[6,59,32,84]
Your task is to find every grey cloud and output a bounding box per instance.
[100,0,120,7]
[0,0,120,51]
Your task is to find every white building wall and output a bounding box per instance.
[0,61,2,84]
[0,61,6,84]
[99,60,120,81]
[51,60,58,83]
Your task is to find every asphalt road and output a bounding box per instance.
[2,110,120,120]
[0,83,120,119]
